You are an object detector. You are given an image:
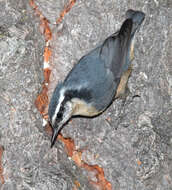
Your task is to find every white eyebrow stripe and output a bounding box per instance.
[52,88,65,125]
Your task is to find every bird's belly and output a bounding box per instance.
[70,64,132,117]
[115,64,132,98]
[130,38,135,62]
[71,98,102,117]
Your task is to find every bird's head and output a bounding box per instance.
[48,83,74,148]
[48,82,93,148]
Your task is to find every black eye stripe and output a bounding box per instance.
[60,106,64,112]
[55,105,65,122]
[57,112,62,118]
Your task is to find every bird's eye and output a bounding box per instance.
[57,112,62,119]
[56,106,64,121]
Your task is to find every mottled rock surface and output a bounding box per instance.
[0,0,171,190]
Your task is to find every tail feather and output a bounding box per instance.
[125,9,145,36]
[100,18,133,78]
[99,10,145,79]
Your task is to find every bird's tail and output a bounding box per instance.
[125,9,145,37]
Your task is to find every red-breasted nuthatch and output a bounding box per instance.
[48,9,145,147]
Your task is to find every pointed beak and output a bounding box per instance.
[51,127,60,148]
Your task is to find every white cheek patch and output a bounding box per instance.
[52,88,65,125]
[61,101,73,124]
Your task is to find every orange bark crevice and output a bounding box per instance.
[56,0,77,24]
[29,0,52,116]
[0,146,4,185]
[30,1,112,189]
[58,134,75,157]
[60,135,112,190]
[34,84,49,115]
[45,124,112,189]
[74,180,81,189]
[83,164,112,190]
[44,47,52,64]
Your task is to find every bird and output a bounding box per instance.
[48,9,145,148]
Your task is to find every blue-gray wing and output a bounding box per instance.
[64,19,133,111]
[99,19,133,78]
[64,52,115,111]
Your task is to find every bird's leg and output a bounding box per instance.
[120,85,130,106]
[115,64,132,100]
[114,65,133,129]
